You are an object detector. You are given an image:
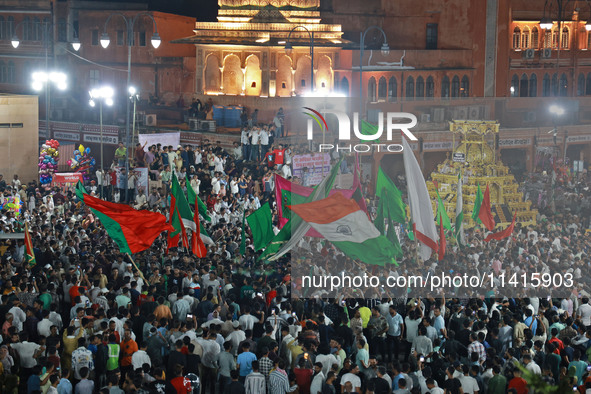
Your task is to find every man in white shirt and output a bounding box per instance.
[309,362,325,394]
[458,365,479,394]
[10,336,43,369]
[226,321,246,357]
[250,128,261,162]
[577,297,591,328]
[131,342,151,370]
[340,365,362,393]
[37,310,54,338]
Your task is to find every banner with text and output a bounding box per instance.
[138,132,180,152]
[292,153,331,186]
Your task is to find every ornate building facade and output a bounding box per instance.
[175,0,346,97]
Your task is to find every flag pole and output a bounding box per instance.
[126,253,147,283]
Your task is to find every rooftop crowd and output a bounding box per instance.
[0,113,590,394]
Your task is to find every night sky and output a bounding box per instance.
[146,0,219,21]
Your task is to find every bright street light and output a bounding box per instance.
[71,36,81,51]
[100,33,110,48]
[32,71,67,91]
[151,32,161,48]
[128,86,137,96]
[549,104,565,116]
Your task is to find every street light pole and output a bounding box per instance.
[89,86,115,172]
[100,12,161,203]
[285,26,315,94]
[359,26,390,122]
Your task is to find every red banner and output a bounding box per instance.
[52,172,84,185]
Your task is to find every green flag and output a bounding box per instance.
[374,189,402,261]
[186,182,211,222]
[376,167,406,223]
[240,209,246,256]
[386,218,403,259]
[360,119,382,143]
[246,203,274,251]
[472,183,483,223]
[435,189,452,230]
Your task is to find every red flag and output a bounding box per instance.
[478,184,496,231]
[438,212,446,261]
[485,212,517,242]
[191,196,207,258]
[24,222,36,267]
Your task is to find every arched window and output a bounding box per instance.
[532,27,539,49]
[58,18,66,42]
[552,28,559,49]
[441,76,450,98]
[23,16,31,41]
[0,61,6,83]
[378,76,387,100]
[520,74,529,97]
[426,76,434,98]
[521,27,530,49]
[510,74,519,97]
[561,27,569,49]
[578,74,585,96]
[543,73,551,96]
[388,77,397,102]
[7,61,14,83]
[559,73,568,96]
[7,17,14,38]
[33,17,41,41]
[340,77,349,95]
[416,76,425,99]
[551,73,559,96]
[451,75,460,97]
[368,76,376,102]
[544,29,552,48]
[513,27,521,49]
[405,76,414,100]
[529,74,537,97]
[460,75,469,97]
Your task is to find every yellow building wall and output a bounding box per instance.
[0,94,39,184]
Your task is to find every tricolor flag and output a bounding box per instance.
[24,222,36,267]
[402,137,438,261]
[289,192,397,266]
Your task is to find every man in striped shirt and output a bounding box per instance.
[245,360,266,394]
[269,359,298,394]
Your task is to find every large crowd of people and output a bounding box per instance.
[0,114,591,394]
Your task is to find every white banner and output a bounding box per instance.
[567,134,591,143]
[138,132,181,152]
[53,131,80,142]
[83,134,118,145]
[292,153,331,186]
[130,167,149,193]
[423,141,454,151]
[499,138,532,147]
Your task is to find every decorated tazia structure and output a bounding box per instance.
[428,120,537,229]
[174,0,346,97]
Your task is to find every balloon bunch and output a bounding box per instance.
[0,195,22,217]
[39,139,60,186]
[67,144,96,183]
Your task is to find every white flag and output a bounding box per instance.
[455,171,465,246]
[402,137,438,261]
